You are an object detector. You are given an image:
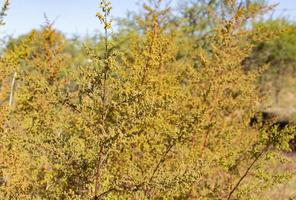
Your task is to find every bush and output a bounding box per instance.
[0,0,295,199]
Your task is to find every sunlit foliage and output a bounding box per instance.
[0,0,295,199]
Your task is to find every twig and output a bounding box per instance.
[227,145,269,200]
[9,71,17,107]
[148,142,175,183]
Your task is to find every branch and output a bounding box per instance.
[0,0,10,26]
[148,142,175,183]
[227,145,270,200]
[9,71,17,107]
[94,188,117,200]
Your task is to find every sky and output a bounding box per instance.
[0,0,295,37]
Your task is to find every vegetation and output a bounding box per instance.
[246,19,296,116]
[0,0,296,199]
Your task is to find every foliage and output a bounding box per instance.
[245,19,296,106]
[0,0,295,200]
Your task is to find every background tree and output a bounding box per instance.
[245,19,296,117]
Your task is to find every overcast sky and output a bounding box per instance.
[0,0,295,37]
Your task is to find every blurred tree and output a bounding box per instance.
[246,19,296,106]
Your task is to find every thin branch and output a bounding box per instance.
[0,0,10,26]
[9,71,17,107]
[227,145,270,200]
[94,1,112,197]
[147,116,199,184]
[148,142,174,183]
[94,188,117,200]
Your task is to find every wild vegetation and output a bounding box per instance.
[0,0,296,199]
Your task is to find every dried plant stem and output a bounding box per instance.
[9,71,17,107]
